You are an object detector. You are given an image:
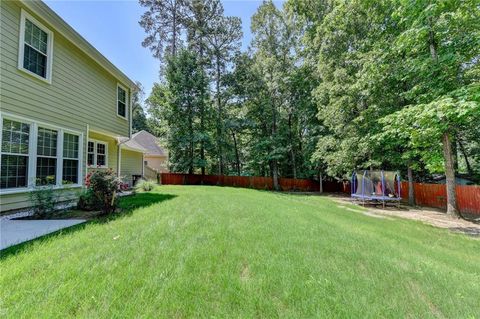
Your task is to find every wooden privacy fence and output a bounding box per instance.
[401,182,480,215]
[158,173,479,215]
[159,173,348,193]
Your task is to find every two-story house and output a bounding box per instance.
[0,0,146,212]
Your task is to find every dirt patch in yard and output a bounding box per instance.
[336,205,393,219]
[329,195,480,237]
[240,262,250,281]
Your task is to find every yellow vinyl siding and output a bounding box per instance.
[0,1,130,136]
[121,149,143,186]
[0,188,81,213]
[86,133,144,186]
[87,132,119,173]
[0,1,133,213]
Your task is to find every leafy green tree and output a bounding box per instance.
[141,0,480,211]
[132,82,150,133]
[205,15,242,175]
[250,0,295,189]
[147,50,209,173]
[182,0,225,174]
[382,85,480,216]
[139,0,187,59]
[380,0,480,216]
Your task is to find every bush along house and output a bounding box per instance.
[0,0,146,213]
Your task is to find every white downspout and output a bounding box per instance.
[129,88,133,138]
[85,124,89,188]
[116,138,130,179]
[117,144,122,177]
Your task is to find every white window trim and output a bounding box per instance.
[87,139,109,169]
[116,83,128,120]
[18,9,54,84]
[0,112,83,195]
[61,132,82,186]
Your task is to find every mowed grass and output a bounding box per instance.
[1,186,479,318]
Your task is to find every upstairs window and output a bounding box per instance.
[18,10,54,83]
[117,85,127,118]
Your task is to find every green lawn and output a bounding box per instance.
[1,186,479,318]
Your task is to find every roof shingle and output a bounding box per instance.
[131,131,166,156]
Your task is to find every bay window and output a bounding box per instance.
[0,116,82,192]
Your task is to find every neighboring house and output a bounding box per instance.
[0,0,146,212]
[431,174,477,186]
[131,131,169,174]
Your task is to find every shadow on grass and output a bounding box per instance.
[0,192,176,259]
[109,192,177,222]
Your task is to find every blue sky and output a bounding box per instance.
[44,0,284,98]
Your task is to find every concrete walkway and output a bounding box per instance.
[1,219,86,250]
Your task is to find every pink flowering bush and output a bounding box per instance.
[85,169,122,214]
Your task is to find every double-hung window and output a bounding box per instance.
[63,133,80,184]
[117,85,127,118]
[18,10,54,83]
[36,127,58,185]
[0,116,82,192]
[87,140,108,168]
[0,119,30,189]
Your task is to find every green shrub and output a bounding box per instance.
[134,179,157,193]
[29,185,59,218]
[88,169,122,214]
[77,188,101,211]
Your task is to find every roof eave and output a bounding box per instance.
[122,145,147,153]
[21,0,137,90]
[145,153,167,157]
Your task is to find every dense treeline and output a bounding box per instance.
[137,0,480,216]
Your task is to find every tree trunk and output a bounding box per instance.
[272,160,279,191]
[407,164,415,206]
[442,132,459,217]
[288,113,297,180]
[270,78,279,191]
[172,1,177,56]
[188,100,194,175]
[199,35,205,175]
[232,131,241,176]
[452,136,459,172]
[215,54,223,175]
[319,168,323,194]
[457,137,473,176]
[428,19,459,217]
[200,137,205,175]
